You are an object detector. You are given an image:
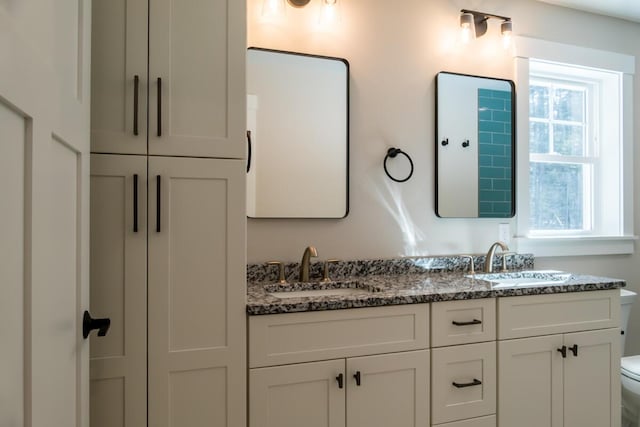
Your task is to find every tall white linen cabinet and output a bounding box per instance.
[88,1,247,426]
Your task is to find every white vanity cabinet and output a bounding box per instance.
[498,290,621,427]
[248,305,430,427]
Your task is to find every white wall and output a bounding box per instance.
[246,0,640,355]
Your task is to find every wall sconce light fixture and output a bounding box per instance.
[262,0,340,25]
[459,9,513,48]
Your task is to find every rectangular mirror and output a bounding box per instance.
[435,72,515,218]
[246,48,349,218]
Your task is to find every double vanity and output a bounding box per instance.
[246,251,624,427]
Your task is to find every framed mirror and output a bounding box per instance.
[435,72,516,218]
[246,48,349,218]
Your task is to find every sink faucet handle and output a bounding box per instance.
[501,252,517,272]
[460,255,475,275]
[266,261,287,284]
[322,259,340,282]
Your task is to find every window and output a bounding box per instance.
[514,38,635,256]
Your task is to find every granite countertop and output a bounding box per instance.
[246,255,625,315]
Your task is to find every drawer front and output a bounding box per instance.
[249,304,429,368]
[434,415,496,427]
[498,290,620,339]
[431,298,496,347]
[431,342,496,424]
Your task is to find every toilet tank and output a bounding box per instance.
[621,288,637,355]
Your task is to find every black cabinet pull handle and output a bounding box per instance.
[157,77,162,137]
[353,371,361,386]
[246,130,252,173]
[336,373,344,389]
[156,175,161,233]
[462,139,470,148]
[441,138,449,146]
[452,378,482,388]
[133,75,139,136]
[133,174,139,233]
[568,344,578,357]
[452,319,482,326]
[82,311,111,339]
[557,346,567,358]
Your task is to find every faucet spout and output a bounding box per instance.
[484,241,509,273]
[299,246,318,282]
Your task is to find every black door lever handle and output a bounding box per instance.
[82,310,111,339]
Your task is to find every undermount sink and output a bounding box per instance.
[468,270,572,289]
[265,280,378,299]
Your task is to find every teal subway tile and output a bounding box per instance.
[478,88,493,97]
[479,132,492,143]
[493,179,511,190]
[478,120,505,133]
[479,97,506,111]
[492,110,511,123]
[479,167,506,179]
[479,202,493,213]
[492,133,511,145]
[479,109,493,121]
[479,178,493,190]
[505,99,512,111]
[492,155,511,167]
[479,155,493,167]
[479,190,505,202]
[492,202,513,216]
[491,90,511,99]
[479,144,505,156]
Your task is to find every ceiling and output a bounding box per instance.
[537,0,640,23]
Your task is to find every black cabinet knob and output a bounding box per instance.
[568,344,578,357]
[353,371,361,386]
[336,373,344,389]
[82,311,111,339]
[557,346,567,358]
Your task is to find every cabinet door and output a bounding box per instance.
[148,0,246,158]
[347,350,430,427]
[89,154,147,426]
[250,360,346,427]
[91,0,147,154]
[498,335,564,427]
[564,328,620,427]
[147,157,246,427]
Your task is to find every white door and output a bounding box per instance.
[347,350,430,427]
[564,328,620,427]
[249,359,346,427]
[498,335,564,427]
[0,1,92,427]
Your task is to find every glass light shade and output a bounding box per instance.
[460,12,475,44]
[262,0,286,20]
[319,0,340,27]
[501,20,513,49]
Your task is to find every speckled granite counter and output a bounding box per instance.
[246,254,625,315]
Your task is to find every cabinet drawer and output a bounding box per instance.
[431,298,496,347]
[431,342,496,425]
[434,415,496,427]
[498,290,620,339]
[249,305,429,368]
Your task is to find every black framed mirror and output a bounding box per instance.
[435,71,516,218]
[246,48,349,219]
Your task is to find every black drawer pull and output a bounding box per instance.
[452,379,482,388]
[133,75,139,136]
[568,344,578,357]
[336,373,344,389]
[156,175,161,232]
[452,319,482,326]
[353,371,361,386]
[557,346,567,358]
[133,174,139,232]
[157,77,162,137]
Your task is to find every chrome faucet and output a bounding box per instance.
[299,246,318,282]
[484,241,509,273]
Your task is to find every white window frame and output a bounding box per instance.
[513,37,636,256]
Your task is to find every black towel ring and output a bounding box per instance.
[383,147,414,183]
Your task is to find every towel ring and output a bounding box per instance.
[383,147,414,183]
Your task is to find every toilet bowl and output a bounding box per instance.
[621,289,640,427]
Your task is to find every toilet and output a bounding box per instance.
[621,289,640,427]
